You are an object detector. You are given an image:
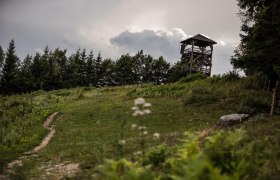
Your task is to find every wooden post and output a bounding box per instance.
[190,40,194,74]
[270,81,279,116]
[263,76,267,91]
[209,45,213,76]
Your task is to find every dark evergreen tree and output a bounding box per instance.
[0,40,21,94]
[86,50,95,86]
[45,50,61,90]
[0,46,4,75]
[231,0,280,81]
[115,54,135,85]
[20,54,33,92]
[93,52,103,86]
[100,58,116,86]
[152,56,170,84]
[142,55,154,83]
[132,50,145,84]
[67,49,81,87]
[30,53,45,90]
[167,61,184,82]
[79,49,87,86]
[52,48,67,88]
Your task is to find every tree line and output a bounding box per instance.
[231,0,280,83]
[0,40,184,95]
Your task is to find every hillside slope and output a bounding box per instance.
[1,77,280,179]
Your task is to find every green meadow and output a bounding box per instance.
[1,77,280,179]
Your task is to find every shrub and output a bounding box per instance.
[221,70,240,82]
[178,73,207,83]
[96,129,278,179]
[184,87,222,105]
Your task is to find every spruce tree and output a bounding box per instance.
[142,55,154,83]
[79,49,87,86]
[52,48,67,88]
[100,58,116,86]
[152,56,170,84]
[231,0,280,81]
[20,54,33,92]
[0,46,4,74]
[115,54,134,85]
[0,40,21,94]
[132,50,145,84]
[46,50,61,90]
[94,52,103,86]
[66,48,81,87]
[30,53,44,90]
[86,50,95,86]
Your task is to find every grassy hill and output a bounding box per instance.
[1,76,280,179]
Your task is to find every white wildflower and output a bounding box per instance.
[134,98,145,106]
[131,106,139,111]
[143,109,151,114]
[133,110,144,116]
[138,126,146,131]
[131,124,137,130]
[118,140,126,145]
[153,133,160,139]
[96,120,100,124]
[143,131,148,135]
[143,103,152,107]
[134,151,142,156]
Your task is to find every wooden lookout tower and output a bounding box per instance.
[180,34,217,76]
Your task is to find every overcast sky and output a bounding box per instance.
[0,0,241,75]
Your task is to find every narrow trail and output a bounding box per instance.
[0,112,59,179]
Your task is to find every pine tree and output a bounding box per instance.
[20,54,33,92]
[52,48,67,88]
[115,54,134,85]
[30,53,45,90]
[67,48,81,87]
[167,61,184,82]
[94,52,103,86]
[0,40,21,94]
[86,50,95,86]
[100,58,116,86]
[142,55,154,83]
[231,0,280,81]
[132,50,145,84]
[0,46,4,74]
[45,50,61,90]
[79,49,87,86]
[152,56,170,84]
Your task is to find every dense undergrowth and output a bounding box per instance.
[96,129,280,179]
[1,74,279,179]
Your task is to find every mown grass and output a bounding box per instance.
[1,77,278,178]
[0,88,90,172]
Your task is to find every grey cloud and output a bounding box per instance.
[110,29,188,61]
[212,45,235,75]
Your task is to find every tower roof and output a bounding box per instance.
[180,34,217,46]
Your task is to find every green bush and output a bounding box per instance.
[184,87,223,105]
[221,71,241,82]
[178,73,207,83]
[96,129,279,179]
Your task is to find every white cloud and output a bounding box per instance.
[218,40,227,46]
[35,48,44,55]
